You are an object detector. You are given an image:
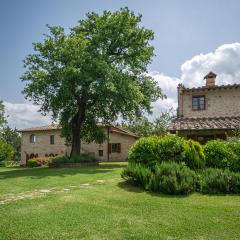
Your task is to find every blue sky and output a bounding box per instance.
[1,0,240,128]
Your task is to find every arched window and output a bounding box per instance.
[30,134,36,143]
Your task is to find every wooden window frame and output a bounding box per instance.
[98,150,103,157]
[192,95,205,111]
[108,143,121,153]
[30,134,36,143]
[50,135,55,145]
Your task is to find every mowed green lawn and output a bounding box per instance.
[0,163,240,240]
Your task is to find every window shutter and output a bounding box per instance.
[117,143,121,153]
[108,143,112,153]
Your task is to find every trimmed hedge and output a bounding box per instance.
[49,154,99,167]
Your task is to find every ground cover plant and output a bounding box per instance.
[1,163,240,240]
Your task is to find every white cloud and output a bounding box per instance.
[4,101,52,129]
[181,42,240,87]
[151,42,240,118]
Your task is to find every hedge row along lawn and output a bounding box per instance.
[0,163,240,240]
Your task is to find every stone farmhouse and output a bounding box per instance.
[19,125,138,166]
[169,72,240,143]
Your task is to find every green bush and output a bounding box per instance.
[156,135,186,163]
[227,141,240,172]
[121,163,152,189]
[184,140,205,170]
[71,153,98,163]
[149,162,197,195]
[50,154,98,166]
[200,168,240,194]
[204,140,236,169]
[27,159,40,168]
[128,136,160,168]
[50,155,70,165]
[129,135,186,168]
[0,140,15,163]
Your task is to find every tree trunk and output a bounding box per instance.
[70,108,85,157]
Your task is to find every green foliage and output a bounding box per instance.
[122,109,174,137]
[50,155,71,165]
[0,140,15,162]
[156,135,186,163]
[70,153,98,163]
[184,140,205,170]
[227,140,240,172]
[128,136,160,168]
[204,140,236,169]
[0,126,21,161]
[0,100,7,130]
[129,135,186,168]
[200,168,240,194]
[149,162,197,195]
[50,154,98,166]
[27,159,40,168]
[121,163,152,189]
[21,8,163,156]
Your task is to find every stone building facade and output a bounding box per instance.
[19,125,138,166]
[169,72,240,143]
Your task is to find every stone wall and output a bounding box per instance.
[20,128,137,165]
[178,87,240,118]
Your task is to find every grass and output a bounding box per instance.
[0,163,240,240]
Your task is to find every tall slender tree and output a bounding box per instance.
[21,8,163,156]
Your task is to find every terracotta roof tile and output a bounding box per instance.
[18,124,138,138]
[182,83,240,93]
[169,116,240,131]
[18,124,60,132]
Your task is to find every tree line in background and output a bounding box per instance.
[121,109,174,137]
[0,101,21,164]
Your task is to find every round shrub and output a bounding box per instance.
[0,140,15,163]
[149,162,197,195]
[129,135,186,168]
[156,135,186,163]
[128,136,160,168]
[184,140,205,170]
[200,168,240,194]
[27,159,40,168]
[204,140,236,169]
[121,163,152,189]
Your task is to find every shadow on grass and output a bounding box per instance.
[0,163,126,179]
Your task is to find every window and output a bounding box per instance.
[98,150,103,157]
[30,134,36,143]
[50,135,55,145]
[108,143,121,153]
[192,96,205,110]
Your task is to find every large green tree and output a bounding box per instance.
[21,8,163,156]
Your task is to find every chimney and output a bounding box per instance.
[204,71,217,87]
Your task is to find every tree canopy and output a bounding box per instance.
[21,8,164,156]
[0,101,20,161]
[122,109,174,137]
